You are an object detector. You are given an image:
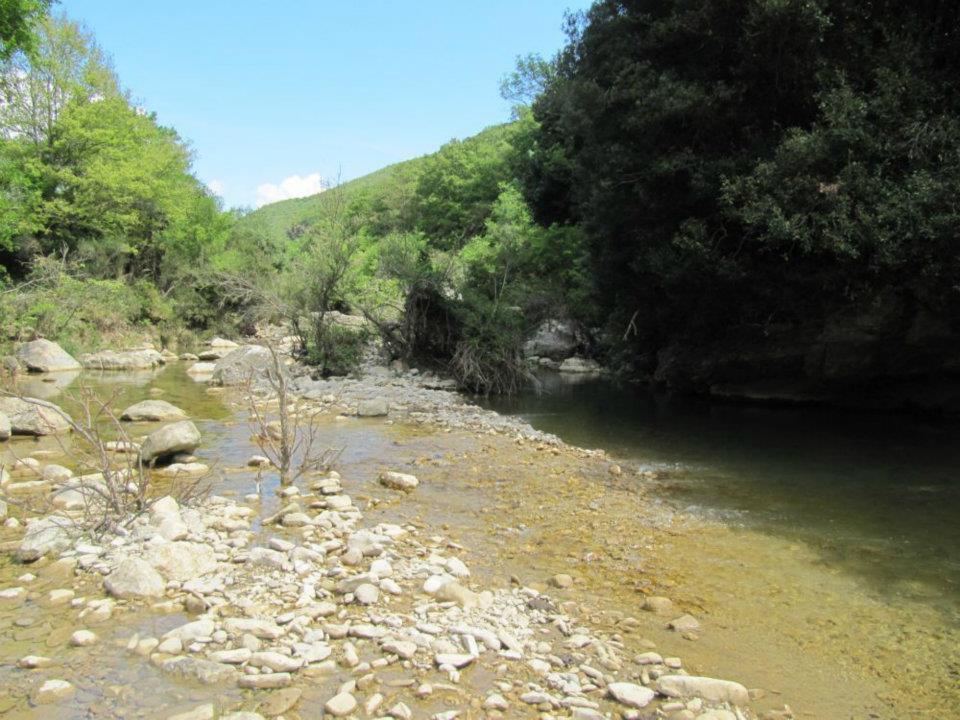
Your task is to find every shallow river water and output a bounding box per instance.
[484,372,960,718]
[485,373,960,616]
[1,366,958,719]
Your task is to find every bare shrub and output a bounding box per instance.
[0,385,211,538]
[244,345,342,488]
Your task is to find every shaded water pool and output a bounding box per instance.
[483,372,960,618]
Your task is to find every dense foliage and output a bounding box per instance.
[9,1,958,394]
[0,14,235,351]
[523,0,960,364]
[237,121,590,390]
[0,0,51,59]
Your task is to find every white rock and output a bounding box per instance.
[607,682,656,709]
[33,679,74,704]
[484,693,509,710]
[69,629,98,646]
[324,692,357,717]
[145,541,217,582]
[121,400,188,422]
[435,653,475,669]
[249,651,302,673]
[104,558,165,598]
[657,675,750,706]
[354,583,379,605]
[379,471,418,491]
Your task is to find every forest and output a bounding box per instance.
[4,0,960,403]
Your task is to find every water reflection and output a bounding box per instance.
[483,372,960,614]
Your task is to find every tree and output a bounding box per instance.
[522,0,960,354]
[0,14,119,145]
[0,0,52,60]
[35,96,203,280]
[499,53,555,118]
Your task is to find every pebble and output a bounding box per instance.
[354,582,379,605]
[238,672,292,689]
[484,693,510,710]
[668,614,701,633]
[607,682,656,709]
[33,679,75,704]
[389,702,413,720]
[70,629,98,647]
[18,655,51,669]
[324,691,357,717]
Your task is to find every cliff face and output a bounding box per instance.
[649,296,960,413]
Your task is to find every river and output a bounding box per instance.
[2,365,958,718]
[485,372,960,615]
[483,371,960,717]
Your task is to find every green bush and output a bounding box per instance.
[305,322,370,377]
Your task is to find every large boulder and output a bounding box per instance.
[0,411,9,440]
[17,516,76,561]
[145,541,217,582]
[0,397,71,435]
[15,339,81,373]
[80,348,164,370]
[121,400,188,422]
[210,345,278,386]
[523,319,581,360]
[140,421,201,464]
[103,557,165,598]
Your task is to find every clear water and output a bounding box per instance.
[483,372,960,618]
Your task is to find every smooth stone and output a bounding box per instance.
[238,673,292,689]
[379,471,418,491]
[32,679,74,704]
[607,682,656,708]
[121,400,188,422]
[140,420,202,463]
[104,558,165,598]
[69,629,98,646]
[657,675,750,706]
[324,692,358,717]
[668,614,701,633]
[15,339,80,372]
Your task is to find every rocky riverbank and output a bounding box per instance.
[0,337,784,719]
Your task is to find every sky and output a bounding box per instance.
[60,1,592,209]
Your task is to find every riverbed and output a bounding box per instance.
[0,364,957,719]
[484,372,960,718]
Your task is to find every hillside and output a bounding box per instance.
[242,158,422,248]
[239,122,518,250]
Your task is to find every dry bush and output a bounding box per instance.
[244,345,342,488]
[0,385,211,538]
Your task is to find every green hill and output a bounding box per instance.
[239,122,520,250]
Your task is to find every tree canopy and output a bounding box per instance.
[523,0,960,351]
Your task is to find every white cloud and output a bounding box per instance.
[207,179,225,196]
[255,172,326,207]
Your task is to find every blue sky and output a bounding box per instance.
[61,1,591,209]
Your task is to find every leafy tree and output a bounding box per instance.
[410,123,521,249]
[499,53,555,118]
[0,0,52,60]
[0,14,119,145]
[522,0,960,358]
